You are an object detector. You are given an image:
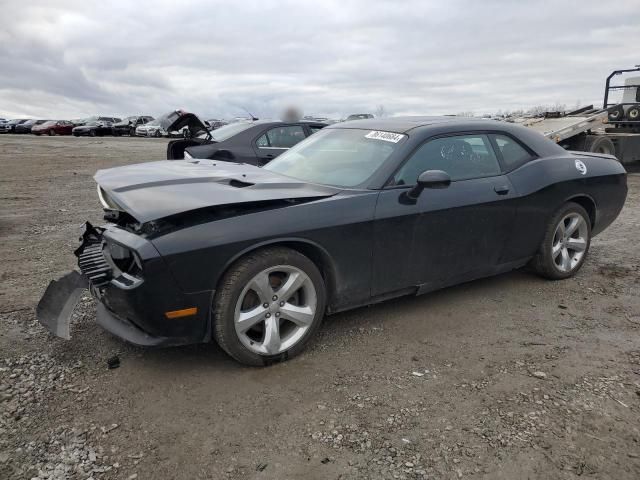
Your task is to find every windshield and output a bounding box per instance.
[145,119,160,126]
[263,128,405,188]
[210,122,254,141]
[41,121,56,127]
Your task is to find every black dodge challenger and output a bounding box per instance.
[37,117,627,365]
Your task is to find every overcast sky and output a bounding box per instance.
[1,0,639,120]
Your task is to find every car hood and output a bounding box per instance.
[94,159,341,223]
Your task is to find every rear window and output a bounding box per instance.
[210,122,255,142]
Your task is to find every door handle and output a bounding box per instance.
[494,185,510,195]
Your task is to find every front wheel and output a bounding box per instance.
[213,247,326,366]
[529,202,591,280]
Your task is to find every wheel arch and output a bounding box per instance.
[217,237,338,311]
[565,193,597,228]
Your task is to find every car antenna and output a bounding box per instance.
[241,107,258,121]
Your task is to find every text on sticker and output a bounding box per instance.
[364,131,405,143]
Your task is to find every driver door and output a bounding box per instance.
[372,133,517,296]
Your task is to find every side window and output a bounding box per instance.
[491,134,533,170]
[264,125,306,148]
[309,125,324,134]
[392,134,501,185]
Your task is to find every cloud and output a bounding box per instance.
[1,0,639,120]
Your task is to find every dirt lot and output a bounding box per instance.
[1,134,639,480]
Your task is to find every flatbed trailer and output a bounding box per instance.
[515,67,640,164]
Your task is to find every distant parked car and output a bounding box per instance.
[72,121,114,137]
[15,119,49,134]
[135,119,166,137]
[206,119,228,130]
[162,110,327,162]
[0,119,29,133]
[345,113,374,121]
[32,120,74,136]
[72,116,121,127]
[112,116,154,136]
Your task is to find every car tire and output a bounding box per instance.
[89,130,95,137]
[529,202,591,280]
[73,133,79,137]
[627,105,640,121]
[49,130,55,136]
[154,130,161,138]
[607,105,625,121]
[130,128,136,136]
[584,135,615,156]
[213,247,326,366]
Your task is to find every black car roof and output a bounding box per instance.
[327,116,566,157]
[328,116,495,133]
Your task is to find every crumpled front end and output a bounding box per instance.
[36,222,212,347]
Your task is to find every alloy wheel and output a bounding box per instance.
[234,265,317,355]
[551,212,588,272]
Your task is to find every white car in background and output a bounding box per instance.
[135,119,166,137]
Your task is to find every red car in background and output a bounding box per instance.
[32,120,74,136]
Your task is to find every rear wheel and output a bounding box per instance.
[48,129,55,136]
[584,135,615,156]
[89,130,96,137]
[154,130,161,138]
[213,247,326,366]
[529,202,591,280]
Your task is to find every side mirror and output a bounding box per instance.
[406,170,451,200]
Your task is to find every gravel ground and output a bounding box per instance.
[1,134,640,480]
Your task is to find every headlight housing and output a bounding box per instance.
[103,240,144,288]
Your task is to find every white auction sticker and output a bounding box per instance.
[364,130,405,143]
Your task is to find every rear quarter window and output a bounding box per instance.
[491,134,535,171]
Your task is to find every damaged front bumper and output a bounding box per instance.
[36,222,212,347]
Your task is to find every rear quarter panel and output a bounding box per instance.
[502,154,627,263]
